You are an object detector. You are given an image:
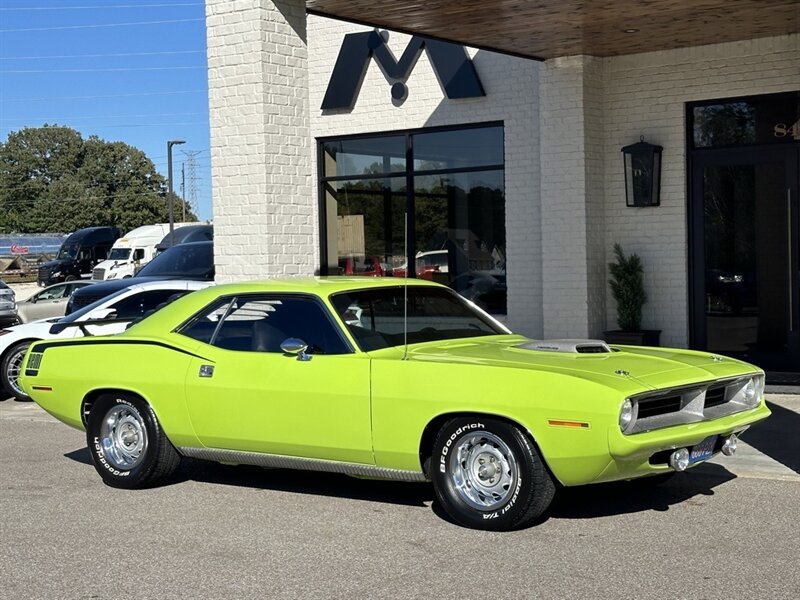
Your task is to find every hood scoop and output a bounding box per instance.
[518,339,612,354]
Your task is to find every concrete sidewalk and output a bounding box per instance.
[705,394,800,481]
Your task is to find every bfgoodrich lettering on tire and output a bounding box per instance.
[431,417,555,531]
[86,393,180,489]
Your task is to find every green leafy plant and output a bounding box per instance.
[608,243,647,331]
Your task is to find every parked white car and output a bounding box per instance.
[16,281,93,324]
[0,279,212,401]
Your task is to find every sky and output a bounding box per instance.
[0,0,212,220]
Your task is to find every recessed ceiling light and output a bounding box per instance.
[623,28,640,33]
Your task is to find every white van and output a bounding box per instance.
[91,224,192,281]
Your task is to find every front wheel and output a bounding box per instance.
[64,275,77,282]
[86,393,180,488]
[431,418,555,531]
[1,340,35,401]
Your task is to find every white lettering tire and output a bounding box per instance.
[86,393,180,489]
[431,418,555,531]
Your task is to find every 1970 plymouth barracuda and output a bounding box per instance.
[21,278,770,530]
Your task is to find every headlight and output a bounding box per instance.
[52,271,61,277]
[619,399,634,432]
[743,375,765,407]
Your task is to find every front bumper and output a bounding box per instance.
[599,400,771,482]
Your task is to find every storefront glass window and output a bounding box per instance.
[320,123,506,314]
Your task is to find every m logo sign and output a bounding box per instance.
[321,30,485,111]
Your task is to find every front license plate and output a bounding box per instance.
[689,435,717,464]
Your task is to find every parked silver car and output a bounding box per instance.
[16,281,93,324]
[0,281,16,325]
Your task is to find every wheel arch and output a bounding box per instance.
[418,411,556,481]
[81,388,149,428]
[1,337,43,364]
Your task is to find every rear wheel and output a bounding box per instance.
[1,340,35,401]
[64,275,77,282]
[86,393,180,488]
[431,417,555,530]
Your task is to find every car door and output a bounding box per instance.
[181,294,373,464]
[25,284,69,321]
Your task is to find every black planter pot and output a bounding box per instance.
[602,329,661,346]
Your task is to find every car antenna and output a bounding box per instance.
[403,210,409,361]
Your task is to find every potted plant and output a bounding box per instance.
[604,244,661,346]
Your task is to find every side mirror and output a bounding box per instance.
[280,338,311,362]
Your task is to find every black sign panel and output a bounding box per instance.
[322,30,485,111]
[691,91,800,149]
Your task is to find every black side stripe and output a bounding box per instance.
[30,339,213,362]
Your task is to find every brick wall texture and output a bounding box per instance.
[207,3,798,344]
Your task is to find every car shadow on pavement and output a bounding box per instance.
[739,400,800,474]
[548,463,736,520]
[179,459,434,507]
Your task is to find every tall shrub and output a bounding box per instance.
[608,244,647,331]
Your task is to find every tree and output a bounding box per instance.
[0,125,196,233]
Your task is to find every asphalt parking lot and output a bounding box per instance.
[1,396,799,600]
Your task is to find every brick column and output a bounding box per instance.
[206,0,314,282]
[539,56,606,339]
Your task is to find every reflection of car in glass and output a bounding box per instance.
[337,255,388,276]
[24,279,770,531]
[705,269,756,315]
[1,280,210,401]
[392,250,448,279]
[16,281,93,324]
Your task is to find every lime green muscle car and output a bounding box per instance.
[21,278,770,530]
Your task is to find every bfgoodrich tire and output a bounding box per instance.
[431,417,555,531]
[1,340,35,401]
[86,393,180,489]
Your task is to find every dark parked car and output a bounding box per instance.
[154,224,213,255]
[38,227,120,286]
[66,241,214,314]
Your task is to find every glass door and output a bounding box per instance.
[691,147,799,371]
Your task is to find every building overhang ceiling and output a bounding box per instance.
[305,0,800,60]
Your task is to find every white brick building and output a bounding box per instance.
[206,0,799,373]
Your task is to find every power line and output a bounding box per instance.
[0,112,205,122]
[0,50,204,61]
[0,18,204,33]
[1,89,206,103]
[1,66,205,73]
[0,3,202,10]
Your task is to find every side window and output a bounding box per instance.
[180,295,350,355]
[109,289,189,320]
[133,249,145,261]
[38,285,67,300]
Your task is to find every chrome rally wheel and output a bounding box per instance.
[86,393,180,489]
[450,431,517,510]
[99,403,148,471]
[431,417,556,531]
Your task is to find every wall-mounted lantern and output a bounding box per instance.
[622,136,662,207]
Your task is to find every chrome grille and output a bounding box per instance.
[92,268,105,280]
[625,376,760,435]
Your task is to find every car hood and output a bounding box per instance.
[40,259,70,270]
[399,335,760,391]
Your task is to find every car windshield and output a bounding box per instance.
[136,243,212,278]
[330,286,506,352]
[56,244,78,260]
[108,248,131,261]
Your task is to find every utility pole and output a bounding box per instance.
[181,162,186,222]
